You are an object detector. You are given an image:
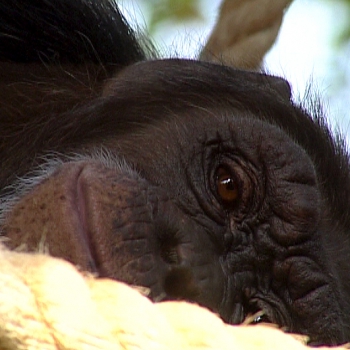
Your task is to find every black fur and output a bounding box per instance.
[0,0,145,64]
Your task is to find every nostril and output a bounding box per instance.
[159,235,179,264]
[163,266,200,300]
[157,226,181,264]
[161,245,179,264]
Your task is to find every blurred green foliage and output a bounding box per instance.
[148,0,203,32]
[131,0,204,33]
[332,0,350,45]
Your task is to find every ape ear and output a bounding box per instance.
[264,75,292,101]
[243,71,292,102]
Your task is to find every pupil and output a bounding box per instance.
[222,177,235,191]
[253,315,263,323]
[216,167,239,204]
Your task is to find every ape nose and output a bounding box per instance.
[153,212,227,311]
[157,227,181,265]
[153,211,205,301]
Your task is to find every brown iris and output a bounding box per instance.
[216,166,239,204]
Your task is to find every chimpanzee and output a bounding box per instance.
[0,0,349,346]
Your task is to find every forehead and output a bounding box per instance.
[102,108,305,176]
[65,59,299,166]
[104,59,292,114]
[96,61,295,138]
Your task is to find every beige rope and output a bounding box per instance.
[0,246,348,349]
[201,0,292,69]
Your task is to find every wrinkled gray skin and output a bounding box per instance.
[1,1,350,346]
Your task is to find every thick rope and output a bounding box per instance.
[1,246,347,349]
[200,0,292,69]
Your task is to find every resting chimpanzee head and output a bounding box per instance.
[0,0,350,346]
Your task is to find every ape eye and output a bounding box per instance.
[252,313,270,324]
[243,310,270,325]
[215,166,239,205]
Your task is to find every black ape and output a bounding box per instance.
[0,0,349,346]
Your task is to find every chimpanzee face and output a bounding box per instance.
[1,0,350,345]
[1,59,349,345]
